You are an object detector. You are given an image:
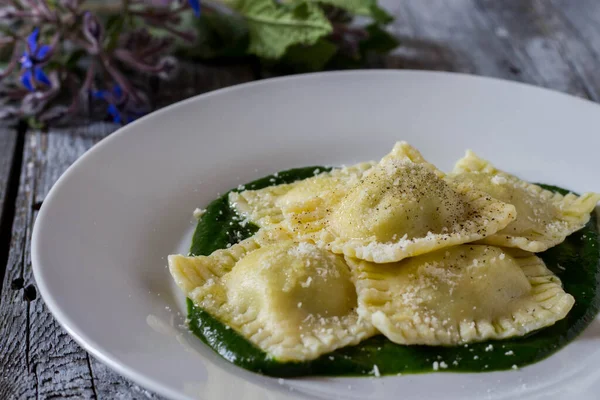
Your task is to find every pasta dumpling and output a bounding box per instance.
[169,232,376,362]
[285,142,517,263]
[348,245,574,345]
[451,151,600,252]
[229,162,375,229]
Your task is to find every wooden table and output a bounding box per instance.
[1,1,600,398]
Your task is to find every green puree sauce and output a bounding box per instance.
[186,167,600,377]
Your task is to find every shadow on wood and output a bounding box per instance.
[369,36,472,73]
[47,63,257,130]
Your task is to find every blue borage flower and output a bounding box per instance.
[20,28,52,91]
[93,85,144,124]
[188,0,201,17]
[93,85,124,123]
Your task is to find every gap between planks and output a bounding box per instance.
[0,124,26,299]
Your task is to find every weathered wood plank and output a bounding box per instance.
[470,0,591,98]
[550,0,600,59]
[0,63,255,399]
[0,131,37,400]
[0,125,168,400]
[0,128,111,400]
[0,130,17,227]
[542,0,600,101]
[382,0,507,75]
[154,63,257,109]
[28,125,161,400]
[382,0,591,98]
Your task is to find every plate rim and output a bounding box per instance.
[30,69,600,400]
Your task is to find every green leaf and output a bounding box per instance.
[181,10,250,59]
[369,3,394,24]
[233,0,333,59]
[360,23,399,53]
[322,23,398,70]
[282,38,337,71]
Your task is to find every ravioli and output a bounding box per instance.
[169,232,376,362]
[229,162,375,228]
[285,142,517,263]
[348,245,574,346]
[451,151,600,252]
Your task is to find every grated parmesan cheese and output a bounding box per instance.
[300,277,313,288]
[371,364,381,377]
[491,175,508,185]
[192,208,206,219]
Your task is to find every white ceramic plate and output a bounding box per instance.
[32,71,600,400]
